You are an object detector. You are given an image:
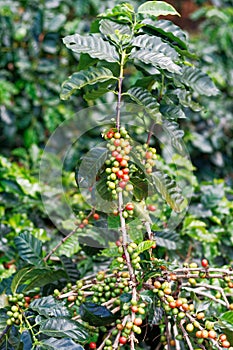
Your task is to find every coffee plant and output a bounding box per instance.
[1,2,233,350]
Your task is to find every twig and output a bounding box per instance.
[44,226,78,262]
[183,287,227,307]
[173,323,181,350]
[165,315,171,350]
[112,316,128,350]
[179,320,194,350]
[97,327,115,350]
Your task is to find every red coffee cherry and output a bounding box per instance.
[119,336,127,345]
[89,342,97,349]
[201,259,209,268]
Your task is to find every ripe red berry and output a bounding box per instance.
[120,159,128,167]
[122,174,130,182]
[116,154,123,162]
[119,181,126,189]
[222,340,230,348]
[201,259,209,268]
[116,170,124,178]
[125,203,134,211]
[93,213,100,220]
[107,131,114,139]
[122,168,129,174]
[114,139,121,146]
[119,336,127,345]
[112,150,119,158]
[89,342,97,349]
[147,205,156,211]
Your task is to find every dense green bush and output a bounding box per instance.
[1,2,233,349]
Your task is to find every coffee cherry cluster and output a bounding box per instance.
[75,211,100,230]
[6,290,40,326]
[135,144,157,174]
[152,272,233,349]
[115,242,141,271]
[91,272,130,304]
[103,127,134,200]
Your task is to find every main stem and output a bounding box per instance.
[116,50,136,350]
[116,50,136,284]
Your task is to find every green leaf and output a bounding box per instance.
[133,34,179,60]
[60,67,116,100]
[11,266,38,294]
[151,170,184,212]
[83,79,116,101]
[77,147,108,184]
[63,34,119,62]
[39,317,89,343]
[163,120,184,153]
[137,240,155,254]
[142,19,187,49]
[11,267,67,294]
[30,296,70,317]
[131,49,181,74]
[80,302,118,326]
[99,19,132,44]
[23,269,67,292]
[220,311,233,325]
[58,233,80,258]
[138,1,180,17]
[98,3,134,23]
[0,314,8,333]
[127,87,162,122]
[60,256,81,283]
[37,338,84,350]
[176,66,219,96]
[14,232,42,264]
[152,231,178,250]
[160,104,186,120]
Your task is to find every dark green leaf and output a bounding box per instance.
[151,170,184,212]
[30,296,70,318]
[0,314,8,333]
[142,19,187,49]
[20,331,32,350]
[133,34,179,60]
[83,79,116,101]
[39,317,89,343]
[152,231,178,250]
[11,266,39,294]
[160,104,186,120]
[23,269,67,292]
[131,49,181,74]
[11,267,67,294]
[120,293,132,303]
[63,34,119,62]
[60,67,116,100]
[14,232,42,264]
[37,338,84,350]
[177,66,219,96]
[79,302,118,326]
[137,1,180,17]
[127,87,162,122]
[60,256,81,283]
